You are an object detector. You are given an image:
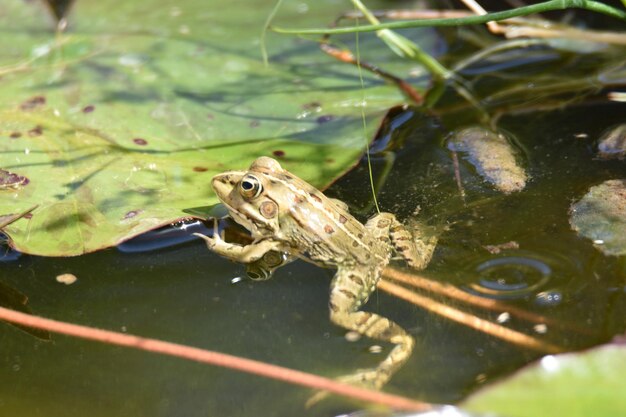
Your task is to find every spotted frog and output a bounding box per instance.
[195,157,437,390]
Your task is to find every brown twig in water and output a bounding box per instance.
[0,306,433,412]
[319,14,424,105]
[450,151,466,202]
[377,279,564,354]
[383,267,595,336]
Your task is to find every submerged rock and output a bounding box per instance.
[569,179,626,256]
[597,124,626,160]
[447,126,527,194]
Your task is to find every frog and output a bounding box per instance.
[194,157,437,391]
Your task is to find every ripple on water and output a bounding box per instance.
[463,250,580,301]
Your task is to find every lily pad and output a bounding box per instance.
[569,179,626,256]
[462,345,626,417]
[0,0,433,256]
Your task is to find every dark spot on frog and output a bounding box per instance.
[283,174,293,180]
[20,96,46,111]
[352,241,359,247]
[28,125,43,137]
[293,196,304,204]
[377,219,390,228]
[310,194,322,203]
[249,120,260,128]
[193,166,208,172]
[329,301,339,312]
[316,115,334,124]
[358,233,364,238]
[272,150,285,158]
[123,210,141,219]
[339,288,356,299]
[324,224,334,234]
[133,138,148,146]
[9,132,22,139]
[348,273,364,286]
[82,105,95,113]
[339,215,347,224]
[365,253,371,260]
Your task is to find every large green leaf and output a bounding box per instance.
[0,0,431,256]
[462,344,626,417]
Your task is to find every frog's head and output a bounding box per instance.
[211,157,288,237]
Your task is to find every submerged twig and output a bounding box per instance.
[0,306,433,411]
[378,279,564,354]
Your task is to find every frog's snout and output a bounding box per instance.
[212,172,242,199]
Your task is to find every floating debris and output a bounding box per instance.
[483,241,520,254]
[597,124,626,160]
[56,273,77,285]
[447,126,527,194]
[569,179,626,256]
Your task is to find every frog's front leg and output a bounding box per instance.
[193,232,282,264]
[327,267,415,390]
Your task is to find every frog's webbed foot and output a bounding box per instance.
[193,220,282,263]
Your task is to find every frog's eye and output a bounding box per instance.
[239,175,262,199]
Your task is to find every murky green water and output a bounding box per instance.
[2,5,626,417]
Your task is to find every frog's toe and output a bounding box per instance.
[304,369,385,408]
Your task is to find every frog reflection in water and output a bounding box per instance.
[195,157,437,391]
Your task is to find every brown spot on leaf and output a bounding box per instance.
[272,150,285,157]
[0,169,29,189]
[207,113,214,120]
[20,96,46,111]
[123,210,141,219]
[193,166,208,172]
[249,120,260,128]
[302,102,321,110]
[133,138,148,146]
[9,132,21,139]
[316,115,334,124]
[82,105,95,113]
[324,224,334,234]
[28,125,43,137]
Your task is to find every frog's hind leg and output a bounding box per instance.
[327,268,415,390]
[372,213,437,270]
